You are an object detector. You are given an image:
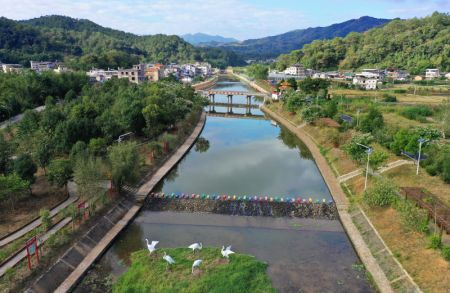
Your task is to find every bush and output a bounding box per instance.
[400,106,433,121]
[392,89,407,94]
[383,94,397,102]
[395,200,429,233]
[301,105,322,123]
[39,209,52,231]
[360,107,384,133]
[364,179,398,207]
[442,245,450,261]
[428,235,442,249]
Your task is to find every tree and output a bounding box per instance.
[366,151,388,171]
[301,105,323,123]
[34,131,54,175]
[88,137,108,157]
[108,142,140,190]
[298,78,330,96]
[360,107,384,133]
[344,133,374,162]
[147,141,163,162]
[435,99,450,139]
[286,78,298,90]
[195,137,210,153]
[247,64,268,80]
[74,156,106,200]
[284,91,305,113]
[47,158,73,194]
[0,173,29,209]
[0,135,12,174]
[70,141,88,162]
[14,154,37,192]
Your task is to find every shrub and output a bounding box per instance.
[360,107,384,133]
[428,235,442,249]
[383,94,397,102]
[442,245,450,261]
[392,89,407,94]
[39,209,52,231]
[400,106,433,121]
[425,164,439,176]
[301,105,322,123]
[395,200,429,233]
[363,179,398,207]
[343,133,374,162]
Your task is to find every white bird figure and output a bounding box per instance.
[192,259,203,274]
[145,238,159,254]
[221,245,235,259]
[188,242,202,253]
[163,252,176,269]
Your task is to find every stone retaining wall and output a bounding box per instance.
[144,198,338,220]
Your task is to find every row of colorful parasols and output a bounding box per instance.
[149,192,333,204]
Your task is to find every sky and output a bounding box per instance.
[1,0,448,40]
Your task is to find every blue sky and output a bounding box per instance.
[1,0,448,39]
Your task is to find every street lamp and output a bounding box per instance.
[356,143,373,191]
[416,138,429,175]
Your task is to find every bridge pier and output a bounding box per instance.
[227,94,233,104]
[209,94,215,104]
[246,95,251,106]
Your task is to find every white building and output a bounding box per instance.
[30,61,60,72]
[385,69,409,81]
[2,64,23,73]
[284,64,306,76]
[87,68,119,82]
[353,75,378,90]
[425,69,440,80]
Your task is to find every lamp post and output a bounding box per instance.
[356,143,373,191]
[416,138,429,175]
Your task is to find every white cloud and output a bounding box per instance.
[0,0,310,39]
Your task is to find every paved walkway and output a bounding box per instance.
[0,183,78,247]
[338,160,414,183]
[0,105,46,130]
[261,106,394,293]
[54,113,206,292]
[0,217,72,277]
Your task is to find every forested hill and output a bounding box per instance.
[0,15,245,69]
[214,16,390,59]
[276,12,450,74]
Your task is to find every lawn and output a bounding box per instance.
[114,248,276,293]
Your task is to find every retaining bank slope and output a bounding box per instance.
[261,105,394,293]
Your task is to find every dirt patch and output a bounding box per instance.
[0,175,66,237]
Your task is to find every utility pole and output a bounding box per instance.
[416,138,429,175]
[356,143,372,191]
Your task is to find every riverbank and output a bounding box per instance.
[261,105,397,293]
[191,75,219,91]
[23,113,207,293]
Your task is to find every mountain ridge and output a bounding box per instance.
[182,33,238,45]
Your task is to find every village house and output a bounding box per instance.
[30,61,63,72]
[385,69,410,81]
[145,65,163,82]
[87,68,119,82]
[284,64,307,76]
[118,64,146,84]
[2,63,23,73]
[425,69,440,80]
[353,75,378,90]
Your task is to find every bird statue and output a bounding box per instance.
[188,242,202,253]
[163,252,175,270]
[145,238,159,255]
[221,245,235,259]
[192,259,203,274]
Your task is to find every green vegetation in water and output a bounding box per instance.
[114,248,276,293]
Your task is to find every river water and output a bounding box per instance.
[76,78,373,293]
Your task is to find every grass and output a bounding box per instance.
[114,248,276,293]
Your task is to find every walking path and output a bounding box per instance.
[0,105,46,130]
[338,160,414,183]
[52,113,206,293]
[261,106,394,293]
[0,183,78,247]
[0,217,72,277]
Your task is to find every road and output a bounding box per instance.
[0,105,46,130]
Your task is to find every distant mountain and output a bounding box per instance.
[182,33,238,45]
[214,16,391,59]
[276,12,450,74]
[0,15,245,69]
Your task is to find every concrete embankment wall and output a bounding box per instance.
[192,76,218,91]
[228,70,271,95]
[145,198,338,220]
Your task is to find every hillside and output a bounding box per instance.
[182,33,238,45]
[0,15,245,69]
[214,16,390,59]
[276,12,450,74]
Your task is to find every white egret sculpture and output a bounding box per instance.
[192,259,203,274]
[145,238,159,254]
[188,242,202,253]
[163,252,176,269]
[221,245,235,259]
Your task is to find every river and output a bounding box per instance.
[75,78,373,293]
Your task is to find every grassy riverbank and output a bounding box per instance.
[114,248,275,293]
